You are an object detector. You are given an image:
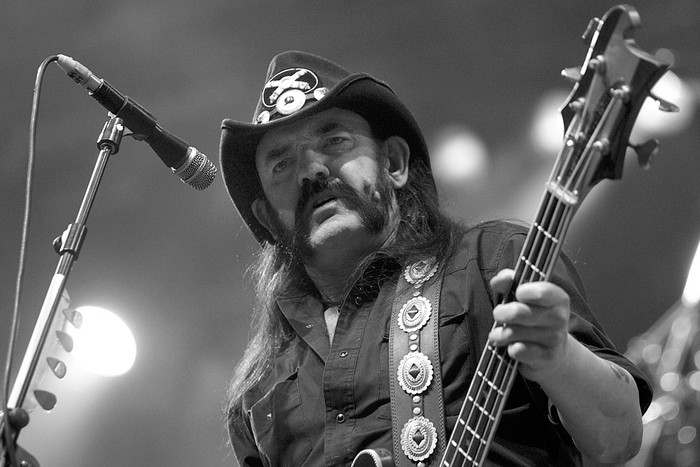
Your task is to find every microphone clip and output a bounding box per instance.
[97,114,125,155]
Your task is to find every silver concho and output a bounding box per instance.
[275,89,307,115]
[404,258,438,286]
[400,416,438,462]
[255,110,271,124]
[397,352,433,395]
[313,87,329,101]
[398,296,431,333]
[262,68,318,108]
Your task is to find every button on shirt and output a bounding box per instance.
[229,221,652,467]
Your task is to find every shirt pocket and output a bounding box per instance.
[378,330,391,420]
[248,368,307,466]
[438,308,473,368]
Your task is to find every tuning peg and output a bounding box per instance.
[629,139,660,169]
[33,389,57,411]
[561,67,582,83]
[649,92,680,113]
[2,407,30,430]
[47,356,67,379]
[56,330,74,352]
[63,307,83,328]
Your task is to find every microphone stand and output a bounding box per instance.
[1,114,124,466]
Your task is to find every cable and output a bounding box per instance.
[1,54,59,466]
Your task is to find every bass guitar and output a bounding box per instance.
[354,4,676,466]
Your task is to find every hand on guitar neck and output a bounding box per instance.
[488,268,572,383]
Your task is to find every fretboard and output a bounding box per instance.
[440,187,577,466]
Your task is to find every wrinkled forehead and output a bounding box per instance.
[254,108,373,166]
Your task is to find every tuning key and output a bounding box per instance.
[649,92,680,113]
[47,356,67,379]
[56,330,74,352]
[33,390,57,411]
[630,139,660,169]
[63,308,83,328]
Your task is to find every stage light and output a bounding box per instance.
[66,306,137,376]
[529,90,568,157]
[431,126,489,186]
[682,239,700,307]
[633,69,696,138]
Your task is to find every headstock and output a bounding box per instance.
[553,4,677,205]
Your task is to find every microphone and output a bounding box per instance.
[55,54,217,190]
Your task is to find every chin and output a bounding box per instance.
[308,219,372,251]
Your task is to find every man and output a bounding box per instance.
[219,51,651,466]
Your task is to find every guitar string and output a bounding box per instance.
[446,209,547,466]
[442,113,604,464]
[446,189,573,467]
[442,44,643,467]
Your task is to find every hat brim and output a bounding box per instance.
[219,73,430,244]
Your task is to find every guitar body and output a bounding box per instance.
[351,448,394,467]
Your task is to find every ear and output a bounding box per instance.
[252,198,277,240]
[382,136,410,189]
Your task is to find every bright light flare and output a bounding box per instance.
[633,69,696,138]
[682,239,700,307]
[431,127,489,185]
[530,90,568,158]
[67,306,137,376]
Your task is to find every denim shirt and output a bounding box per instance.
[229,221,652,466]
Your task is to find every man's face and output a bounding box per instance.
[254,108,399,260]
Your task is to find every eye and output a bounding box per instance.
[272,157,292,174]
[323,135,352,152]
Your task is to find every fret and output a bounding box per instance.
[464,425,488,444]
[534,222,559,244]
[442,450,478,467]
[521,257,545,280]
[475,371,506,397]
[466,395,496,420]
[456,447,476,465]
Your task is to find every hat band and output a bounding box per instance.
[254,87,329,124]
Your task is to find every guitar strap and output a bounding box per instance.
[389,258,447,466]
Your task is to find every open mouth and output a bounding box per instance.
[311,195,337,209]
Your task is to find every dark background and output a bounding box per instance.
[1,1,698,465]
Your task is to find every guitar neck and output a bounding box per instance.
[442,188,579,466]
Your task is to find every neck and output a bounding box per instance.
[305,230,398,304]
[304,252,365,304]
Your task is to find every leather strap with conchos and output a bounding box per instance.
[389,258,446,466]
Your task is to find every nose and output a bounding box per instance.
[297,148,330,186]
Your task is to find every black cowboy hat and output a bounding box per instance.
[219,50,431,244]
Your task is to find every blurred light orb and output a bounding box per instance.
[432,127,489,185]
[633,69,696,137]
[69,306,137,376]
[682,238,700,307]
[530,90,568,158]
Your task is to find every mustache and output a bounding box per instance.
[265,174,394,259]
[294,177,367,223]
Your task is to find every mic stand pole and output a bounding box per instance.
[1,114,124,466]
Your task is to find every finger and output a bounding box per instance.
[492,301,535,325]
[490,269,515,299]
[514,281,570,309]
[505,342,551,375]
[489,323,565,349]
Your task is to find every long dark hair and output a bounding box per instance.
[225,150,463,424]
